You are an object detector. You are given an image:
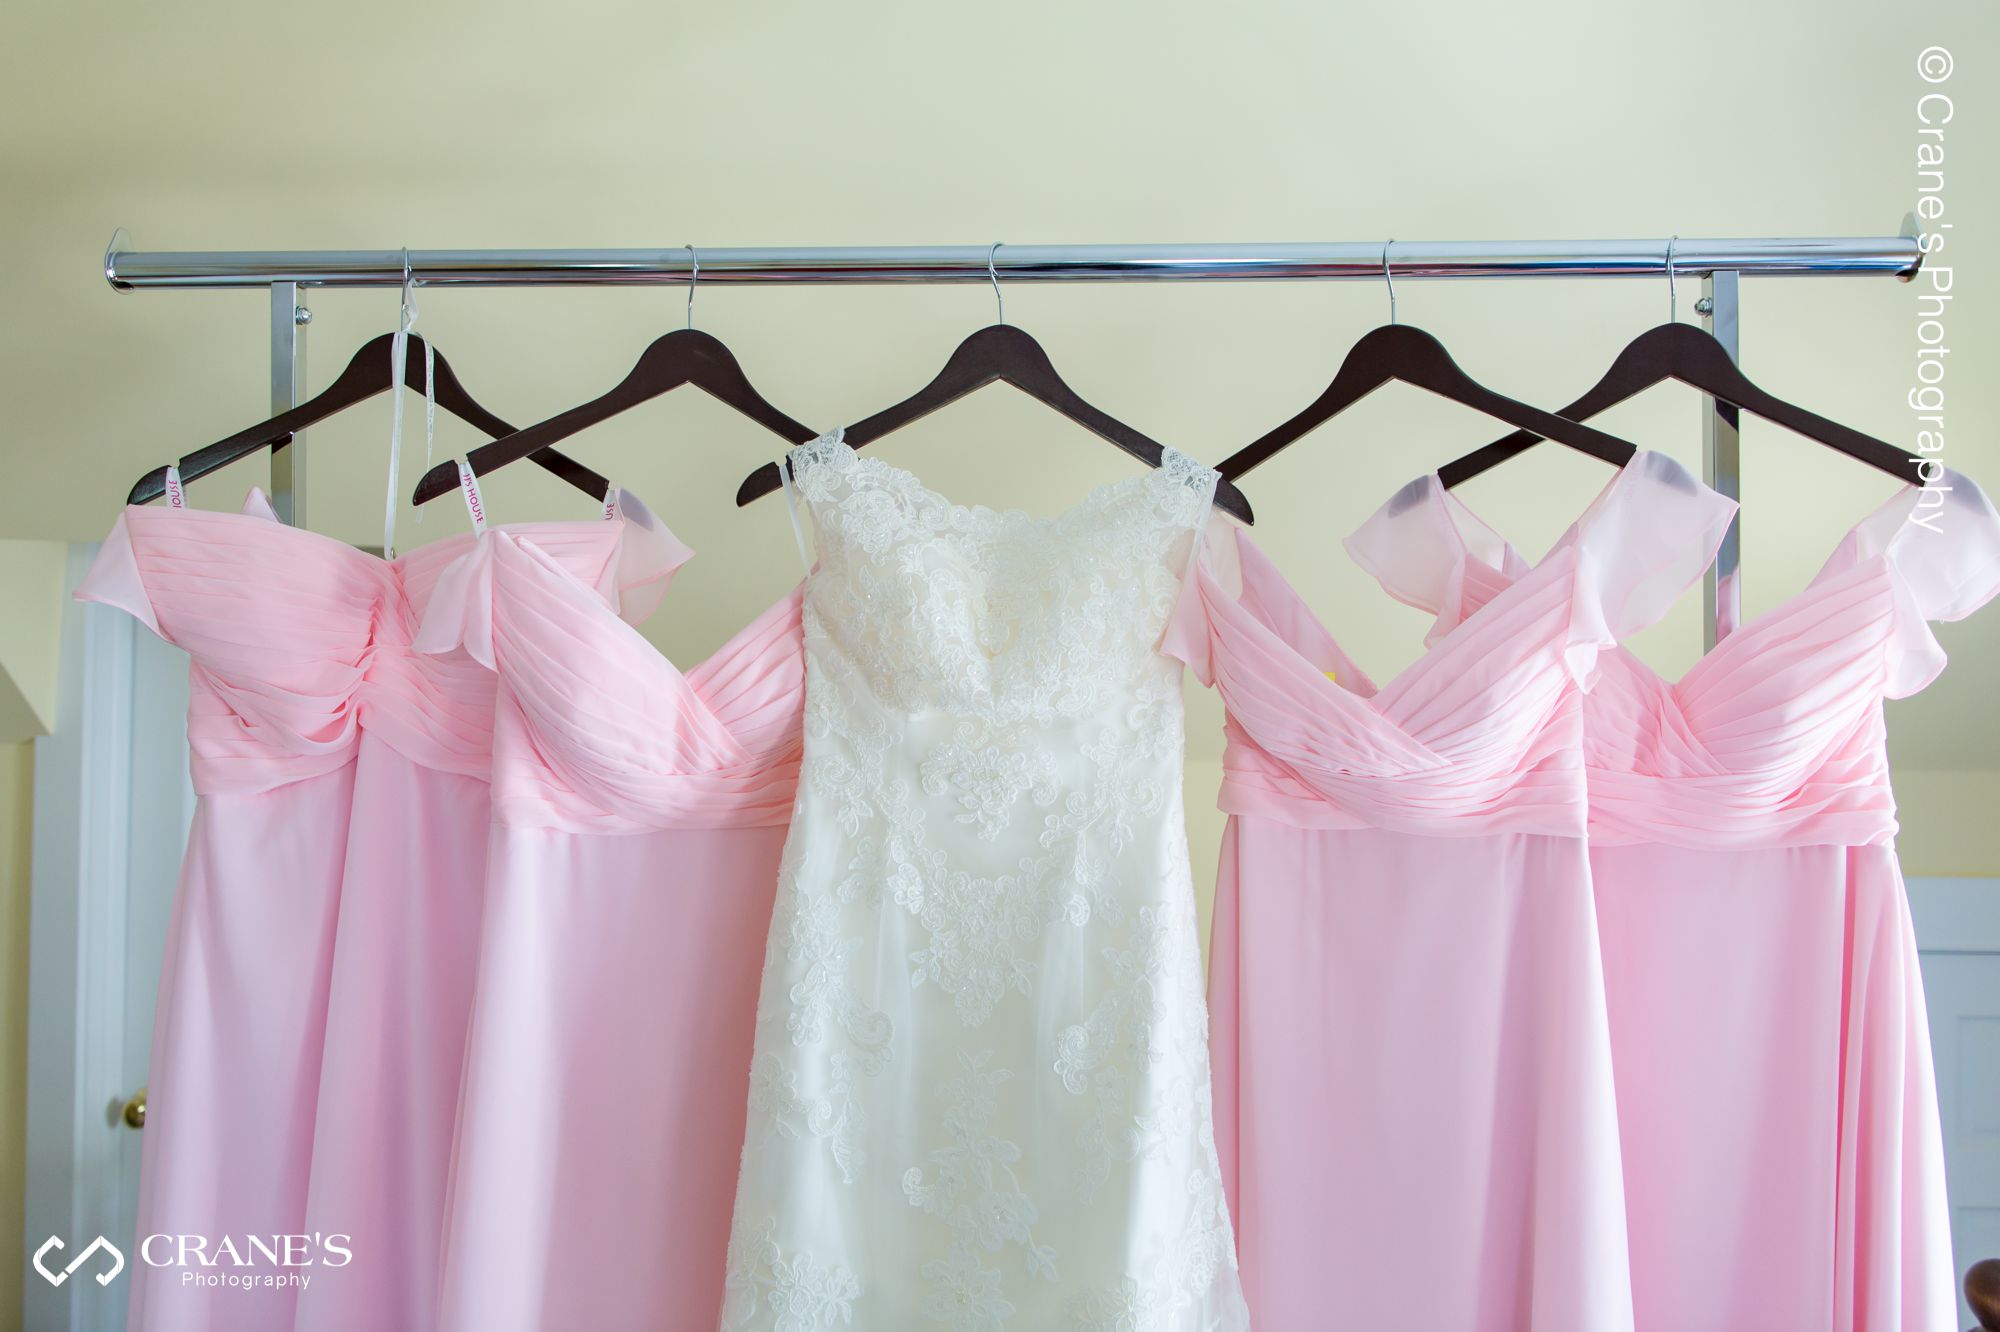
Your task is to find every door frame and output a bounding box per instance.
[1906,873,2000,1330]
[23,546,161,1332]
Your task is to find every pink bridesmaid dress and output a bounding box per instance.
[1163,451,1736,1332]
[1406,469,1996,1330]
[417,479,805,1332]
[76,487,677,1332]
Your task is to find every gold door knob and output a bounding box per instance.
[121,1089,146,1130]
[1968,1257,2000,1330]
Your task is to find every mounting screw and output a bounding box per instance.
[294,306,313,326]
[1694,296,1714,316]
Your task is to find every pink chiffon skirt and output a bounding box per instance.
[1210,820,1634,1331]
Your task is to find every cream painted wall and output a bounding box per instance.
[0,0,1995,795]
[1885,770,2000,877]
[1,7,1998,1312]
[0,543,67,746]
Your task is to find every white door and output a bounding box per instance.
[24,546,191,1332]
[1909,875,2000,1332]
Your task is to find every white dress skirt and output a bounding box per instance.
[720,431,1249,1332]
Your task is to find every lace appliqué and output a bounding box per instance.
[722,1220,862,1332]
[1054,902,1183,1199]
[1069,1278,1174,1331]
[744,849,893,1184]
[1063,1174,1236,1332]
[790,430,1212,729]
[921,726,1060,840]
[901,1050,1060,1329]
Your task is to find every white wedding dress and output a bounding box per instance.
[721,431,1249,1331]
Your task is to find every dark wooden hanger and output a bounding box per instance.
[129,332,604,505]
[1438,322,1926,488]
[1216,323,1638,485]
[412,328,815,504]
[734,323,1256,524]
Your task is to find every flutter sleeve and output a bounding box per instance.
[1830,468,2000,699]
[74,495,386,792]
[1561,451,1738,688]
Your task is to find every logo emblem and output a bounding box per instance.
[33,1236,125,1287]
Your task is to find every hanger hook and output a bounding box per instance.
[1382,239,1398,326]
[685,244,699,330]
[1665,235,1679,323]
[988,242,1005,326]
[399,247,416,330]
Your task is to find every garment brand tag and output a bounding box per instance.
[456,460,488,534]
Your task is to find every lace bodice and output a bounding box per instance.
[787,430,1217,724]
